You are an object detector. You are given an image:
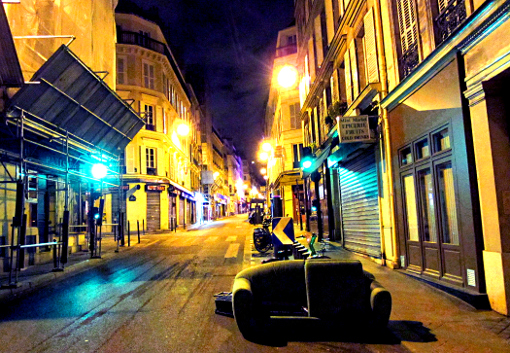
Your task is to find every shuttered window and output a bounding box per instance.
[126,145,136,173]
[363,8,380,84]
[117,56,126,85]
[143,62,155,89]
[290,103,300,129]
[344,50,352,104]
[437,0,449,13]
[349,41,359,98]
[396,0,418,54]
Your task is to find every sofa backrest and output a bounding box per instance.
[305,260,371,320]
[236,260,307,309]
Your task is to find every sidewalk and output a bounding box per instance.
[245,223,510,352]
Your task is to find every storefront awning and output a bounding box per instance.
[302,145,331,179]
[168,179,195,201]
[0,5,23,87]
[8,45,144,155]
[274,171,301,187]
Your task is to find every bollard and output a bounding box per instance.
[142,219,145,235]
[137,220,140,244]
[128,221,131,247]
[53,239,58,268]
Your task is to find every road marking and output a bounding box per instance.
[205,236,218,242]
[225,243,240,258]
[226,236,237,242]
[236,226,242,228]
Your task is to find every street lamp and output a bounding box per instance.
[260,167,267,175]
[261,142,272,152]
[259,151,269,161]
[91,163,107,179]
[277,65,298,89]
[177,122,190,136]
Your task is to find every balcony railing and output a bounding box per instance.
[118,30,165,55]
[435,0,467,44]
[400,42,420,79]
[276,44,297,58]
[147,167,157,176]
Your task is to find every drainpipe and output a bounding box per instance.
[374,0,398,267]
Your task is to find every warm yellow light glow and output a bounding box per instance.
[261,142,272,152]
[260,168,267,175]
[243,184,248,190]
[263,175,268,180]
[213,171,219,179]
[177,123,190,136]
[277,65,298,88]
[259,151,269,161]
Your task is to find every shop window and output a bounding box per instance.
[417,168,437,242]
[437,161,459,245]
[400,146,413,166]
[415,139,430,160]
[433,128,450,153]
[403,174,419,241]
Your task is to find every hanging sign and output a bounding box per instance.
[337,115,375,143]
[129,195,136,201]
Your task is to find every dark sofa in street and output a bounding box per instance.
[232,259,392,342]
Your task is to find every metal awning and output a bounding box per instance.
[274,171,301,187]
[0,4,23,87]
[8,45,144,155]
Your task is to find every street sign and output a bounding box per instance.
[272,217,295,255]
[129,195,136,201]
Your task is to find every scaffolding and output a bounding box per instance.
[0,109,125,288]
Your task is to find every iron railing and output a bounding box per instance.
[117,30,165,55]
[435,0,467,44]
[276,44,297,58]
[400,42,420,79]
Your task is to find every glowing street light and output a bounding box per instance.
[177,122,190,136]
[261,142,272,152]
[91,163,107,179]
[260,168,267,175]
[277,65,298,89]
[259,151,269,161]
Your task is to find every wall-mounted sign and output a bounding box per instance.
[337,115,375,143]
[129,195,136,201]
[145,184,165,192]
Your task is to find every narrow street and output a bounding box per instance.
[0,215,414,353]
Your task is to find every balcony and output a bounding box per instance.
[276,44,297,58]
[435,0,467,44]
[400,42,420,79]
[117,30,165,55]
[147,167,157,176]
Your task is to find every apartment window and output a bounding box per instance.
[290,103,300,129]
[396,0,420,77]
[144,104,155,131]
[146,148,156,175]
[117,56,127,85]
[292,143,304,169]
[143,62,155,89]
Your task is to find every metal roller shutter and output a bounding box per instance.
[339,147,381,257]
[179,197,185,226]
[147,192,160,232]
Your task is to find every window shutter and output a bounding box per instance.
[126,145,135,173]
[156,148,163,175]
[344,49,352,105]
[396,0,418,54]
[437,0,448,13]
[349,40,359,99]
[140,146,147,175]
[156,106,163,132]
[363,8,380,84]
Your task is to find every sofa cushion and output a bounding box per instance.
[305,260,371,320]
[235,260,307,312]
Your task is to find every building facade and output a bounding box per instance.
[115,13,201,232]
[0,1,143,271]
[293,0,510,314]
[265,26,306,225]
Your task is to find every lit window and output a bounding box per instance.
[144,104,155,131]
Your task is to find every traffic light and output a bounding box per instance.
[300,146,314,171]
[311,199,320,212]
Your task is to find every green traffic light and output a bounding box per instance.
[302,160,312,169]
[94,213,100,220]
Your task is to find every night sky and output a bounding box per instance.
[118,0,295,160]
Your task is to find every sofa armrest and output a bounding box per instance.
[232,277,259,340]
[370,281,392,328]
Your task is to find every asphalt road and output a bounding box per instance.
[0,215,411,353]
